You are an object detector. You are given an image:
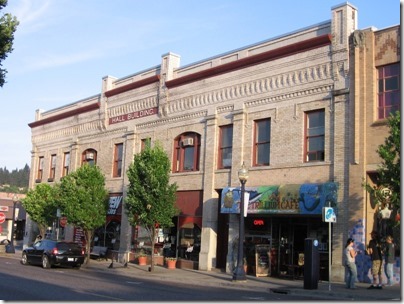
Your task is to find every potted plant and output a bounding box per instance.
[165,257,177,269]
[137,250,148,266]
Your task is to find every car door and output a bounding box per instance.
[31,240,46,264]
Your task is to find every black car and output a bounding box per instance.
[21,239,85,269]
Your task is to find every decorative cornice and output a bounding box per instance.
[162,62,332,116]
[165,34,331,88]
[28,103,100,128]
[104,75,160,97]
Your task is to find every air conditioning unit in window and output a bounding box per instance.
[182,138,194,146]
[86,152,94,160]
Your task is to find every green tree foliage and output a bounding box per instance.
[21,183,58,238]
[125,142,178,271]
[0,0,19,87]
[57,164,109,264]
[376,111,400,209]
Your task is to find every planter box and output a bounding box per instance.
[176,258,198,270]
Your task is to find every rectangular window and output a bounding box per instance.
[141,138,151,151]
[254,119,271,166]
[49,154,56,180]
[37,157,44,181]
[305,110,325,162]
[218,125,233,169]
[113,143,123,177]
[378,63,400,119]
[63,152,70,176]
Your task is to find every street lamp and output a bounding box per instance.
[233,162,249,281]
[8,194,18,253]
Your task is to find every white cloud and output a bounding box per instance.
[8,0,55,34]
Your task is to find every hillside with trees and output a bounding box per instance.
[0,164,30,193]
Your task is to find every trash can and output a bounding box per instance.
[303,238,319,289]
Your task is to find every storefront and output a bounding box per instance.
[132,190,203,269]
[221,182,337,280]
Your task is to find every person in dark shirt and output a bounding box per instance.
[367,231,383,289]
[384,235,395,286]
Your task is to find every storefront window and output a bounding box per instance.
[178,222,201,261]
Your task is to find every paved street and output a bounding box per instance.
[0,246,401,301]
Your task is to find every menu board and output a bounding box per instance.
[74,227,86,249]
[255,244,271,277]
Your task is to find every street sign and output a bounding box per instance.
[323,207,336,223]
[0,206,9,212]
[0,212,5,224]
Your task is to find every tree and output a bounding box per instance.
[125,141,178,272]
[57,164,109,264]
[21,183,58,239]
[0,0,19,87]
[376,111,400,210]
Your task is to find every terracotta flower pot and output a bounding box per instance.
[138,256,147,266]
[166,259,176,269]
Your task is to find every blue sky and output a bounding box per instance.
[0,0,400,170]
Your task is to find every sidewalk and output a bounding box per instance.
[86,258,401,301]
[4,248,401,301]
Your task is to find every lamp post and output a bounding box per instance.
[8,194,18,253]
[233,162,249,281]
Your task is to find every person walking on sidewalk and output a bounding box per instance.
[344,238,358,289]
[366,231,383,289]
[384,235,395,286]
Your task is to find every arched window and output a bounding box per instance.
[82,149,97,166]
[173,133,200,173]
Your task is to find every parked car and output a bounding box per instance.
[21,239,85,269]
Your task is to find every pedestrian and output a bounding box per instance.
[366,231,383,289]
[384,235,395,286]
[344,238,358,289]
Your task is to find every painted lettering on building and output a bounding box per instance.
[109,107,158,124]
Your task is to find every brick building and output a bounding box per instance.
[348,24,400,284]
[25,3,399,283]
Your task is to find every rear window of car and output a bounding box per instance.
[57,242,81,251]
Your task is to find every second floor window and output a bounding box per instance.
[37,157,44,181]
[82,149,97,166]
[254,119,271,166]
[141,138,151,151]
[378,63,400,120]
[173,132,200,173]
[49,154,56,181]
[218,125,233,169]
[305,109,325,162]
[63,152,70,176]
[113,143,123,177]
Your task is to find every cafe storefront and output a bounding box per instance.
[221,182,337,280]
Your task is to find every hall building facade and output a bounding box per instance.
[25,3,399,283]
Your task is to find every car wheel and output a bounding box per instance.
[21,253,29,265]
[42,255,51,269]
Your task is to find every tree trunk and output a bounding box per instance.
[84,229,93,265]
[150,228,156,272]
